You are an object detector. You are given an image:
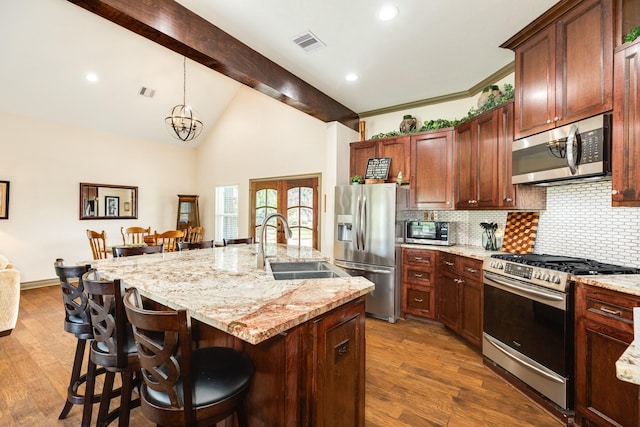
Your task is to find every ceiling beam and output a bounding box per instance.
[67,0,360,131]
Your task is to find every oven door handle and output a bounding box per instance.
[484,271,564,302]
[484,334,566,384]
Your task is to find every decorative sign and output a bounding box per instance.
[364,157,391,180]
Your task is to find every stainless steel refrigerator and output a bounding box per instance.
[334,183,408,323]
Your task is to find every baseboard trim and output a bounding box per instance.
[21,278,58,290]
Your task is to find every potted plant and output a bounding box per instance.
[350,175,363,185]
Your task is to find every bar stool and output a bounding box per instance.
[123,287,254,426]
[83,269,141,426]
[53,259,105,424]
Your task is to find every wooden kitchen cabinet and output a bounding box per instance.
[612,38,640,206]
[401,248,437,320]
[437,252,483,349]
[502,0,614,139]
[410,129,455,210]
[575,282,640,427]
[455,101,546,210]
[312,296,366,427]
[350,135,410,184]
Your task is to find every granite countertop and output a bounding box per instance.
[88,244,374,345]
[616,342,640,385]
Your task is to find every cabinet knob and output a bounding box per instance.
[612,189,619,195]
[554,117,560,121]
[504,197,513,202]
[546,119,552,124]
[444,261,455,266]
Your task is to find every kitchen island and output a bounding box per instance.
[89,244,374,427]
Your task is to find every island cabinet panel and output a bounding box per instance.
[575,282,640,427]
[410,129,455,209]
[437,253,483,349]
[401,248,437,320]
[349,136,410,184]
[312,297,366,427]
[507,0,614,139]
[194,296,366,427]
[612,38,640,206]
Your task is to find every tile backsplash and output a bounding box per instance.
[403,179,640,268]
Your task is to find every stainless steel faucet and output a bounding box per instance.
[257,213,292,269]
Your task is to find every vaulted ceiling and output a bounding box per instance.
[0,0,559,146]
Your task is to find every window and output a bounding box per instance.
[250,176,319,249]
[215,185,238,242]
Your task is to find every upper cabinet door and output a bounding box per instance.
[554,0,613,127]
[511,0,613,139]
[514,26,557,138]
[349,140,377,179]
[410,129,454,210]
[378,136,410,184]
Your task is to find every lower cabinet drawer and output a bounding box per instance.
[404,268,432,286]
[404,286,436,319]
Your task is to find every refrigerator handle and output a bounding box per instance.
[355,196,360,250]
[360,196,367,251]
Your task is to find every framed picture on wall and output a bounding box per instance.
[84,199,97,217]
[0,181,9,219]
[105,196,119,217]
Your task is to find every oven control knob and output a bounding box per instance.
[542,273,550,281]
[533,271,541,279]
[552,275,561,284]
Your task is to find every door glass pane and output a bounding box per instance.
[287,186,313,248]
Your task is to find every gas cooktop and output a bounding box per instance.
[490,253,639,275]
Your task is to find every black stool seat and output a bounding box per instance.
[146,347,253,408]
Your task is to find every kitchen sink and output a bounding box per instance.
[269,261,350,280]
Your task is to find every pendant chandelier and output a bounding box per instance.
[165,57,203,142]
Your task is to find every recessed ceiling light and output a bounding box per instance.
[378,5,399,21]
[86,72,98,83]
[345,73,359,82]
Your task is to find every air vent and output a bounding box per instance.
[139,87,155,98]
[292,31,326,52]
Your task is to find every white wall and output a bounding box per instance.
[0,112,196,282]
[194,86,358,257]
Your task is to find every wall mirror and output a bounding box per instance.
[80,183,138,220]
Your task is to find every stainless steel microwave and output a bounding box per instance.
[405,221,454,246]
[512,113,612,185]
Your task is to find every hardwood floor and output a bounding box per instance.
[0,286,561,426]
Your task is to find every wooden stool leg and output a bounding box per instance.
[236,402,249,427]
[82,358,97,427]
[97,370,116,426]
[58,338,87,419]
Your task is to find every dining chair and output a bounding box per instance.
[224,237,254,246]
[112,244,164,258]
[120,226,151,245]
[186,226,205,243]
[87,229,109,260]
[53,259,106,425]
[177,240,214,251]
[83,269,141,426]
[123,287,254,427]
[153,230,184,252]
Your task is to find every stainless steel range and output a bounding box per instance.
[482,254,638,415]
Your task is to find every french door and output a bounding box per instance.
[250,176,319,249]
